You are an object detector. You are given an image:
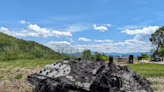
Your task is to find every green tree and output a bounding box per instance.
[102,53,106,56]
[141,53,149,58]
[158,43,164,57]
[94,52,102,61]
[80,49,92,60]
[149,26,164,57]
[101,56,106,61]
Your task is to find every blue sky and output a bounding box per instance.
[0,0,164,53]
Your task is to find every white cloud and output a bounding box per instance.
[78,37,91,41]
[67,26,159,53]
[44,25,158,54]
[19,20,26,24]
[93,24,108,32]
[94,40,104,42]
[117,25,146,30]
[0,24,72,38]
[66,37,74,42]
[120,26,159,35]
[51,30,72,37]
[103,24,112,27]
[45,41,72,53]
[64,23,90,32]
[46,41,71,45]
[104,39,113,42]
[94,39,113,42]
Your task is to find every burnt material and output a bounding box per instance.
[109,55,113,65]
[129,55,133,63]
[27,58,154,92]
[138,56,143,61]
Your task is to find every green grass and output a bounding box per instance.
[127,63,164,78]
[0,75,4,78]
[6,68,12,73]
[2,90,10,92]
[16,69,20,72]
[152,87,159,90]
[15,73,23,79]
[1,70,5,74]
[151,81,160,85]
[0,58,61,69]
[7,76,15,80]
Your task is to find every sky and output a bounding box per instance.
[0,0,164,54]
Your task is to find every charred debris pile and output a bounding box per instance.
[27,56,153,92]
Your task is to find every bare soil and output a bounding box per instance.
[0,66,43,92]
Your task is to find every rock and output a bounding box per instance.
[27,58,154,92]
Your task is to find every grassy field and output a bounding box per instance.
[126,63,164,92]
[127,63,164,78]
[0,59,61,69]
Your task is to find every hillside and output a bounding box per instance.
[0,32,68,61]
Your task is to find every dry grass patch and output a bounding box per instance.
[147,77,164,92]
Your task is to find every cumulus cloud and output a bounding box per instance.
[0,24,72,38]
[78,37,91,41]
[45,41,72,53]
[120,26,159,35]
[19,20,26,24]
[94,39,113,42]
[69,26,159,53]
[93,24,108,32]
[47,26,156,53]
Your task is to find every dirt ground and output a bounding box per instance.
[0,60,164,92]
